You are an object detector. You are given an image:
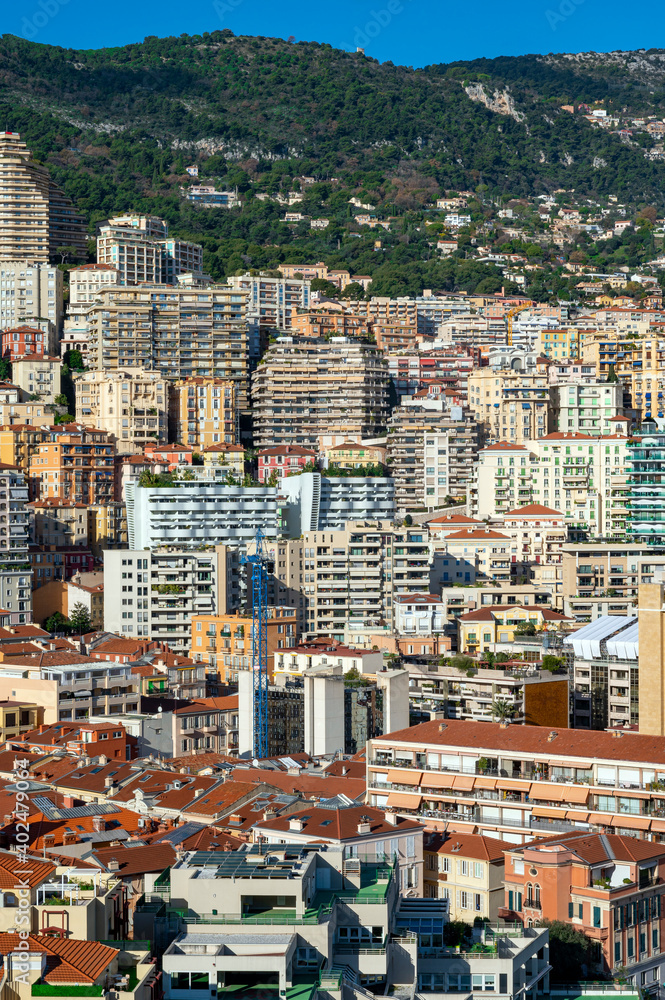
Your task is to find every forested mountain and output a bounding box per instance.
[0,32,663,294]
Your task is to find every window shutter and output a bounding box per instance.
[568,902,574,919]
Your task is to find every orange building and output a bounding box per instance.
[290,309,373,340]
[503,831,665,982]
[0,424,56,479]
[191,607,298,686]
[29,425,116,504]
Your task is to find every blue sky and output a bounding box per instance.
[10,0,663,65]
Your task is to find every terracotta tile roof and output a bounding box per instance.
[204,444,244,453]
[1,651,97,666]
[503,503,564,517]
[0,935,118,984]
[0,625,49,640]
[483,442,527,451]
[227,768,366,801]
[258,446,316,456]
[323,760,367,780]
[89,842,176,877]
[393,594,443,604]
[0,852,56,889]
[425,831,510,862]
[457,605,569,622]
[173,695,238,715]
[178,780,260,820]
[515,831,665,865]
[165,752,237,772]
[375,718,665,765]
[254,804,422,841]
[428,514,482,525]
[443,528,511,540]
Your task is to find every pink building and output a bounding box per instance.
[258,445,317,484]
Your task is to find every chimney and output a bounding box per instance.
[61,795,75,809]
[63,830,79,845]
[357,816,372,836]
[93,815,106,833]
[547,731,558,742]
[104,776,116,790]
[106,859,120,872]
[97,754,108,766]
[263,807,276,821]
[438,723,447,733]
[342,766,348,776]
[499,719,510,729]
[384,810,398,826]
[289,816,305,832]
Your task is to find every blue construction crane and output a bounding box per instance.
[242,529,269,758]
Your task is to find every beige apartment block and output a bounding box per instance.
[423,833,509,916]
[73,368,169,453]
[227,272,311,328]
[0,260,63,333]
[87,501,127,557]
[28,497,89,547]
[96,217,165,284]
[0,132,86,263]
[263,520,431,638]
[84,283,250,408]
[12,355,62,403]
[345,296,419,350]
[467,369,552,445]
[170,377,238,448]
[638,583,665,736]
[251,336,390,449]
[67,263,120,318]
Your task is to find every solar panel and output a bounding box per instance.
[33,797,121,821]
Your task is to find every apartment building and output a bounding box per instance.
[550,381,627,433]
[423,831,509,917]
[407,660,569,728]
[290,307,372,340]
[0,699,43,741]
[0,398,53,428]
[394,593,446,635]
[0,131,86,263]
[0,651,140,723]
[367,718,665,845]
[183,185,241,208]
[73,368,169,453]
[29,426,116,505]
[28,497,88,547]
[227,272,310,329]
[202,443,245,477]
[504,832,665,984]
[387,349,477,397]
[103,545,240,650]
[258,445,316,483]
[0,425,57,475]
[87,501,128,558]
[467,369,552,445]
[532,326,580,359]
[172,695,239,755]
[169,377,238,449]
[67,263,120,319]
[0,466,32,624]
[386,400,479,511]
[627,422,665,547]
[265,520,432,638]
[251,336,390,449]
[11,355,61,403]
[84,283,250,408]
[323,440,387,469]
[457,604,571,653]
[191,607,298,684]
[563,615,639,729]
[1,324,55,360]
[125,480,288,550]
[97,214,203,285]
[0,262,63,335]
[281,472,395,530]
[473,434,630,538]
[346,296,419,350]
[560,542,656,618]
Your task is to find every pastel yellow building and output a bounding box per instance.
[170,377,238,449]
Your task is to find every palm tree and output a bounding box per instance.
[490,698,516,722]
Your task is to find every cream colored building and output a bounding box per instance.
[28,498,89,547]
[73,367,169,453]
[423,833,510,917]
[83,283,250,409]
[471,434,630,538]
[0,399,53,427]
[67,263,120,320]
[87,501,128,558]
[0,260,63,333]
[202,443,245,475]
[170,377,238,448]
[467,369,552,445]
[0,131,86,263]
[12,355,62,403]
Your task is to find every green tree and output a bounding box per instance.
[44,611,72,634]
[514,621,537,636]
[55,245,83,265]
[541,654,563,673]
[54,413,75,425]
[0,358,11,382]
[540,921,593,983]
[310,278,340,297]
[606,364,618,383]
[69,602,93,635]
[490,698,516,722]
[63,349,85,372]
[54,393,69,407]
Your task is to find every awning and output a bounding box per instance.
[532,806,564,819]
[587,813,612,826]
[529,784,565,802]
[563,786,589,804]
[565,811,590,823]
[387,768,422,786]
[650,819,665,833]
[386,792,422,810]
[610,815,651,831]
[497,779,531,792]
[475,776,497,789]
[446,821,477,833]
[421,772,455,790]
[453,775,476,791]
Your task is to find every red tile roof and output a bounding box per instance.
[443,528,511,540]
[173,695,238,715]
[515,831,665,865]
[89,842,176,877]
[254,804,422,841]
[374,718,665,765]
[457,605,569,622]
[483,442,527,451]
[0,852,56,889]
[227,767,366,800]
[0,935,117,983]
[425,831,511,862]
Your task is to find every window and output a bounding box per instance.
[474,862,483,879]
[593,905,601,928]
[458,859,470,876]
